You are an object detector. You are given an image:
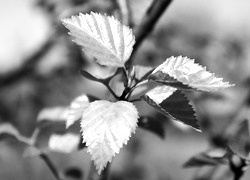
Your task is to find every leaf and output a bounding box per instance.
[48,133,80,153]
[67,94,90,128]
[62,12,135,67]
[37,107,68,127]
[138,117,165,138]
[183,149,228,168]
[81,100,139,174]
[149,71,190,89]
[143,90,200,131]
[146,85,177,104]
[149,56,234,91]
[0,123,20,140]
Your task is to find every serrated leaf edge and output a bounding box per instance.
[143,92,201,132]
[151,56,234,92]
[80,100,139,174]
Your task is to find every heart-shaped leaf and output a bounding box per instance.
[143,90,200,131]
[81,100,138,174]
[62,12,135,67]
[149,56,234,91]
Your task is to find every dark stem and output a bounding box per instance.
[105,83,120,100]
[87,161,111,180]
[40,153,63,180]
[234,174,242,180]
[100,163,111,180]
[125,0,173,69]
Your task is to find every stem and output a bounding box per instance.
[87,161,111,180]
[234,174,241,180]
[100,163,110,180]
[125,79,148,100]
[40,153,63,180]
[105,83,120,100]
[125,0,173,69]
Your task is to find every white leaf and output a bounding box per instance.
[81,100,138,174]
[37,107,68,122]
[49,133,80,153]
[151,56,234,91]
[66,94,90,128]
[62,12,135,67]
[146,86,177,104]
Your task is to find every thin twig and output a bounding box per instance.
[125,0,173,68]
[40,153,64,180]
[105,83,120,100]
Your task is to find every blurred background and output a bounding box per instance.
[1,0,250,179]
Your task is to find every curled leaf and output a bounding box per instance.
[62,12,135,67]
[149,56,234,91]
[81,100,138,174]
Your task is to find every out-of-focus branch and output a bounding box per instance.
[115,0,133,27]
[0,34,56,87]
[40,153,64,180]
[126,0,173,68]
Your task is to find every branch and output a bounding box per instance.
[40,153,64,180]
[125,0,173,68]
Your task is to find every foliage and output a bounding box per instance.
[60,12,233,174]
[1,1,247,180]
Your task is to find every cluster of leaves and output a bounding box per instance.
[0,12,233,176]
[61,12,233,174]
